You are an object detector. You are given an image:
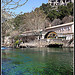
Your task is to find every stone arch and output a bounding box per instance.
[44,31,57,39]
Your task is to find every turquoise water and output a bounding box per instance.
[2,47,73,75]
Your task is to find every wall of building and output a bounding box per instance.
[53,25,72,33]
[41,22,74,40]
[48,0,74,6]
[66,34,73,40]
[45,23,74,34]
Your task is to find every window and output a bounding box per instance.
[61,28,62,31]
[66,27,68,31]
[69,27,71,30]
[66,27,70,31]
[62,28,65,31]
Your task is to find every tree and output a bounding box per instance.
[2,19,14,43]
[67,3,73,15]
[58,5,70,19]
[14,8,50,32]
[40,3,73,21]
[51,19,62,26]
[2,0,28,11]
[62,16,73,24]
[47,10,60,21]
[40,3,56,15]
[40,3,52,14]
[1,0,28,44]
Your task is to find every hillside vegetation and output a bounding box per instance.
[40,3,73,21]
[2,3,73,37]
[13,3,73,31]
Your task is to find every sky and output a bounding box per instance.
[10,0,48,14]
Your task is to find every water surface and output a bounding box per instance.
[2,47,73,75]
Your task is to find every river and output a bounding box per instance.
[2,47,73,75]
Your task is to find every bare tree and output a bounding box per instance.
[1,0,29,32]
[1,0,28,44]
[2,0,29,18]
[18,8,50,32]
[2,0,28,10]
[62,16,73,24]
[51,19,62,26]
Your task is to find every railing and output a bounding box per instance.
[40,38,62,41]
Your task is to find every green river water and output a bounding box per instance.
[2,47,73,75]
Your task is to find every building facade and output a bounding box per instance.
[20,22,74,42]
[41,22,74,40]
[48,0,74,6]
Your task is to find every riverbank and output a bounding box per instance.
[2,38,74,48]
[19,40,74,48]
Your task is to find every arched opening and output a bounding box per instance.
[44,31,57,39]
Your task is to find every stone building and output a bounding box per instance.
[20,22,74,42]
[48,0,74,6]
[41,22,74,40]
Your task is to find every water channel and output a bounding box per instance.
[2,47,73,75]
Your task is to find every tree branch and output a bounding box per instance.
[2,0,29,10]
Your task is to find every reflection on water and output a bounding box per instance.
[2,47,73,75]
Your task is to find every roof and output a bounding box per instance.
[45,22,74,30]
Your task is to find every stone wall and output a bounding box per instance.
[48,0,74,6]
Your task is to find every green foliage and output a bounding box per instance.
[58,5,70,19]
[13,15,24,30]
[14,40,19,47]
[40,3,73,21]
[13,3,73,31]
[15,40,19,44]
[14,17,21,29]
[13,35,20,47]
[40,3,52,14]
[67,3,73,15]
[47,10,60,21]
